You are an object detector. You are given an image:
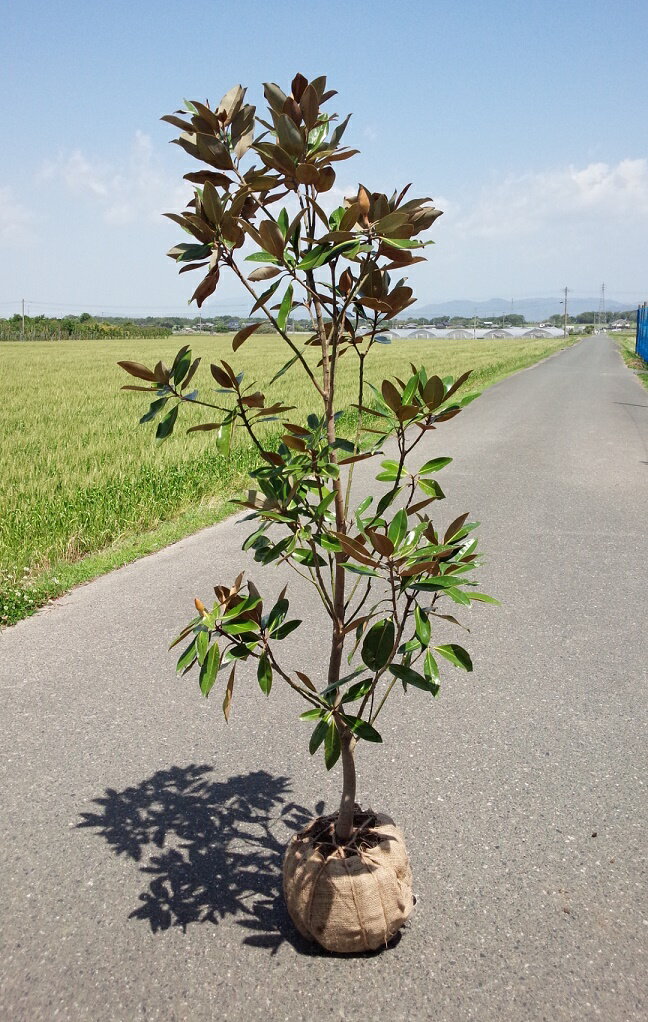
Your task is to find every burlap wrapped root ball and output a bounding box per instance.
[283,812,414,953]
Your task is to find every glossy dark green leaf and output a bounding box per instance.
[276,284,294,332]
[435,644,473,671]
[271,619,301,640]
[418,479,445,498]
[196,628,209,665]
[424,650,440,684]
[419,457,453,475]
[176,639,197,674]
[342,563,380,577]
[414,605,431,646]
[324,722,341,770]
[269,354,299,385]
[387,508,408,548]
[375,487,401,518]
[277,208,289,237]
[341,679,373,703]
[199,643,219,697]
[156,404,179,440]
[140,396,169,424]
[309,717,330,755]
[267,598,289,632]
[341,714,382,743]
[172,350,192,386]
[389,663,431,691]
[361,618,395,671]
[300,707,324,721]
[375,459,400,482]
[257,652,273,695]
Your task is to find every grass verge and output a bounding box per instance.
[616,332,648,391]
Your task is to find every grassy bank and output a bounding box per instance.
[616,332,648,391]
[1,332,579,625]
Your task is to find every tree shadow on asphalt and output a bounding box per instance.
[78,764,327,954]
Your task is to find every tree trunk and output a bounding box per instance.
[335,730,357,843]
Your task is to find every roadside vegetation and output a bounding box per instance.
[616,332,648,391]
[1,332,579,625]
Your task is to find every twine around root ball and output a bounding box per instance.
[283,809,414,953]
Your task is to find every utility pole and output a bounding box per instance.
[562,286,568,338]
[597,282,605,332]
[21,298,25,341]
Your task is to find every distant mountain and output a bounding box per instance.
[412,297,632,321]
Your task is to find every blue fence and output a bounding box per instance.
[637,303,648,362]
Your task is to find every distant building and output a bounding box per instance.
[378,325,564,341]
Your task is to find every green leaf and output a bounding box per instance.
[199,643,219,697]
[324,722,341,770]
[196,628,209,665]
[341,714,382,743]
[414,605,431,646]
[300,707,324,720]
[170,243,212,263]
[342,679,373,703]
[419,457,453,475]
[418,479,445,498]
[219,620,258,637]
[257,652,273,695]
[216,419,233,455]
[276,284,294,332]
[269,354,299,385]
[271,619,301,640]
[424,650,440,685]
[318,667,366,702]
[375,487,401,518]
[389,663,432,691]
[176,639,197,674]
[156,404,179,440]
[343,563,380,577]
[172,351,192,386]
[223,594,262,618]
[309,717,330,754]
[435,644,473,671]
[387,508,408,548]
[222,642,253,663]
[277,208,289,237]
[140,397,169,424]
[296,244,333,271]
[245,250,280,263]
[469,592,500,604]
[292,548,326,568]
[330,113,351,147]
[375,459,400,482]
[267,598,289,632]
[361,618,395,671]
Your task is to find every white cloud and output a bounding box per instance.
[0,186,36,247]
[453,158,648,239]
[39,131,190,226]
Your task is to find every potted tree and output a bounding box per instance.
[118,73,495,953]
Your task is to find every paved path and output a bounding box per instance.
[1,334,647,1021]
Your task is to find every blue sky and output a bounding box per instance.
[1,0,647,318]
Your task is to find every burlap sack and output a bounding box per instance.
[283,813,414,953]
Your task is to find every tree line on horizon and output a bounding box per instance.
[0,307,637,341]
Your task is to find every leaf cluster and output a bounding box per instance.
[117,73,496,771]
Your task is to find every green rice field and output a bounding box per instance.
[0,332,579,624]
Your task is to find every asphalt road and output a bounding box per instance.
[1,333,647,1021]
